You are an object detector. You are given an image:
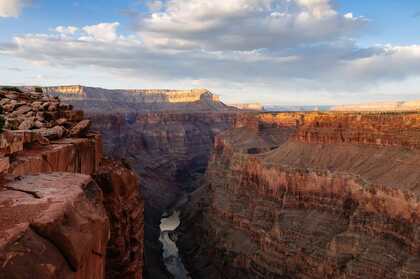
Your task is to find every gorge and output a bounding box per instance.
[3,85,420,279]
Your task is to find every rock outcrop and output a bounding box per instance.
[0,173,109,279]
[228,103,263,111]
[178,111,420,279]
[94,159,144,279]
[43,86,230,113]
[0,87,144,279]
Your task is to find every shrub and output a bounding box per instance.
[34,87,43,93]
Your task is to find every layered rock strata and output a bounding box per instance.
[94,159,144,279]
[43,86,230,113]
[88,111,252,278]
[0,88,144,279]
[179,112,420,279]
[0,173,109,279]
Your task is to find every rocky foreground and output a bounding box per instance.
[0,87,144,279]
[178,112,420,279]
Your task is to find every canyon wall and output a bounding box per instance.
[42,85,250,278]
[0,88,144,279]
[43,86,230,113]
[88,111,253,278]
[179,112,420,279]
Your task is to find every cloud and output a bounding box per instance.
[3,22,420,90]
[0,0,27,17]
[81,22,120,42]
[137,0,367,51]
[55,26,79,35]
[2,0,420,104]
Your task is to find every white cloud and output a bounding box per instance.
[0,0,26,17]
[3,24,420,91]
[81,22,120,42]
[137,0,366,51]
[2,0,420,104]
[55,26,79,35]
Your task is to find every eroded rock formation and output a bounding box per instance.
[43,86,231,113]
[88,111,252,278]
[0,88,144,279]
[94,159,144,279]
[178,112,420,279]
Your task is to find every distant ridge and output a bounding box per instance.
[332,100,420,112]
[42,85,233,113]
[228,103,263,111]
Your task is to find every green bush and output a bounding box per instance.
[34,87,43,93]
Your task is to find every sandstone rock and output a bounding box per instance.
[14,105,32,116]
[2,103,15,113]
[18,118,34,130]
[56,118,68,125]
[94,159,144,279]
[40,102,50,110]
[39,126,65,140]
[70,120,91,137]
[0,98,9,106]
[34,120,45,129]
[31,101,42,111]
[5,118,20,130]
[0,157,9,173]
[48,103,58,112]
[0,131,24,156]
[0,173,110,279]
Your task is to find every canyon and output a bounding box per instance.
[3,85,420,279]
[43,86,249,278]
[178,112,420,278]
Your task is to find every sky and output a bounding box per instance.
[1,0,420,105]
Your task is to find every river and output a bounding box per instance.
[159,210,191,279]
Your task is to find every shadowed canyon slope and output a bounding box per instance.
[178,112,420,279]
[45,85,247,278]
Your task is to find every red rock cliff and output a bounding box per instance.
[0,88,144,279]
[88,111,252,278]
[179,111,420,279]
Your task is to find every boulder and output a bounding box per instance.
[18,118,34,130]
[39,126,66,140]
[70,120,91,137]
[0,173,110,279]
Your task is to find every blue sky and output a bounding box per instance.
[1,0,420,105]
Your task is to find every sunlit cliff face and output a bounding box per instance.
[44,86,220,104]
